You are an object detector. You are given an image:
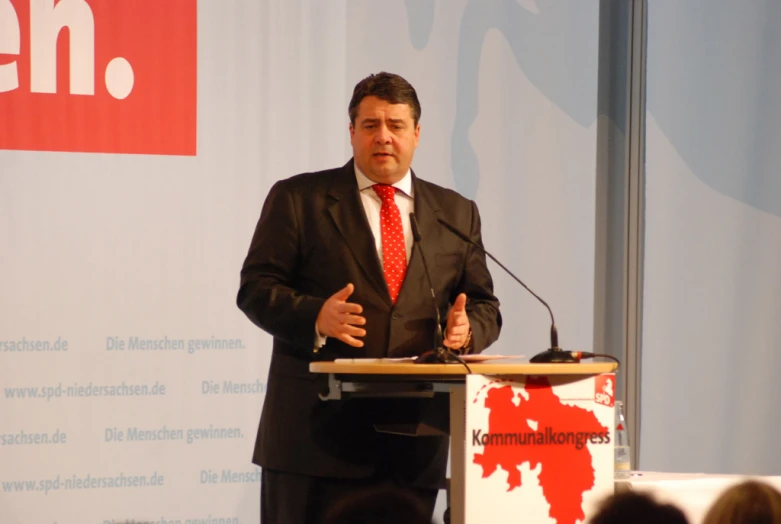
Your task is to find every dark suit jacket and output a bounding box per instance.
[237,160,501,488]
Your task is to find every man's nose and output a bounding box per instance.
[375,125,392,143]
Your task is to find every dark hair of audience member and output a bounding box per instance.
[703,480,781,524]
[590,491,689,524]
[323,484,433,524]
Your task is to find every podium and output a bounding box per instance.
[310,360,618,524]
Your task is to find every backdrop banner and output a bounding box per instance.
[0,1,599,521]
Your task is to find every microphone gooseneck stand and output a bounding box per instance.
[436,218,578,364]
[409,213,472,372]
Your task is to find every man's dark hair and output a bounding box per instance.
[348,72,421,125]
[590,491,689,524]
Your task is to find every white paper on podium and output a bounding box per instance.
[458,354,525,362]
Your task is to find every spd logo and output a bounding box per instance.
[594,374,614,408]
[0,0,196,155]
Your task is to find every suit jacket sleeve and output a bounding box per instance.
[459,200,502,353]
[237,180,325,353]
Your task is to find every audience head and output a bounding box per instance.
[703,480,781,524]
[324,484,432,524]
[590,490,689,524]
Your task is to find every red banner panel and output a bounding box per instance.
[0,0,197,155]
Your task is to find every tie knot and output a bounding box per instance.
[372,184,396,204]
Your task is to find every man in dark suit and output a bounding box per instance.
[237,72,501,523]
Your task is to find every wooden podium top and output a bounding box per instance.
[309,359,617,376]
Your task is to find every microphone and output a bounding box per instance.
[436,217,578,364]
[409,213,463,364]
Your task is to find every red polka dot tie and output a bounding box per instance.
[372,184,407,303]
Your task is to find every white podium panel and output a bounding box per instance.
[459,373,616,524]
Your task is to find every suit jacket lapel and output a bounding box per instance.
[326,160,392,305]
[397,172,443,304]
[411,172,443,255]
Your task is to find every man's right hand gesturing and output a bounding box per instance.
[315,283,366,348]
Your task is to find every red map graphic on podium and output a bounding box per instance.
[473,377,609,524]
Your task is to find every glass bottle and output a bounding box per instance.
[614,400,631,479]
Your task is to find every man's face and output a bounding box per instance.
[350,96,420,185]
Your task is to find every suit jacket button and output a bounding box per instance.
[391,313,402,320]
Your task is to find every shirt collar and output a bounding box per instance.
[354,163,414,198]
